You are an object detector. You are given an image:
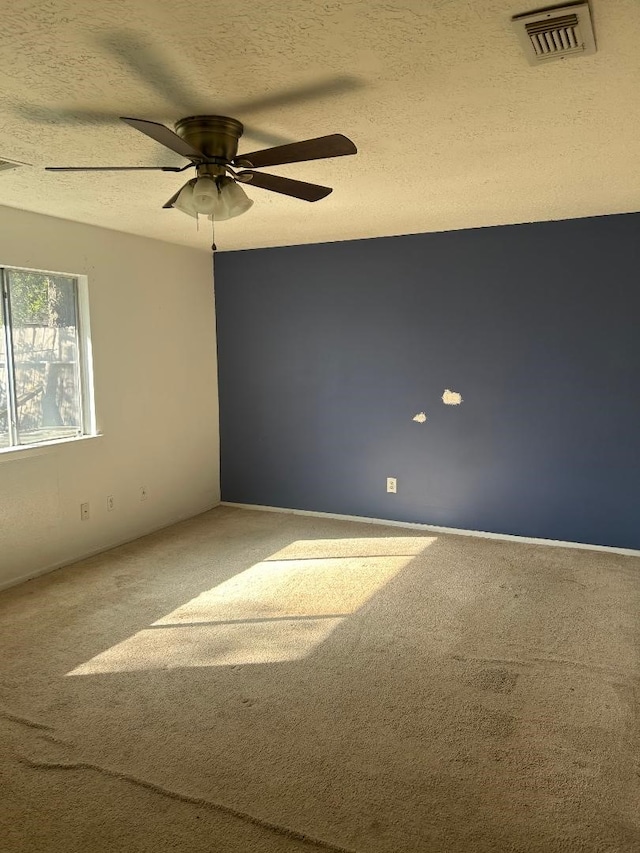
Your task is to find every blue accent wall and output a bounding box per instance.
[215,214,640,550]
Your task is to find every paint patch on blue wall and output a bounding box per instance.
[215,214,640,549]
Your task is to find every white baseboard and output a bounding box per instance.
[220,502,640,559]
[0,500,222,593]
[4,499,636,595]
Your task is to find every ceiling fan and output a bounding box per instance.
[45,115,357,226]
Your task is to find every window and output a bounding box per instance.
[0,266,94,450]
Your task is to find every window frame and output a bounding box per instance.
[0,264,96,453]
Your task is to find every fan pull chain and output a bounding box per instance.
[211,216,217,252]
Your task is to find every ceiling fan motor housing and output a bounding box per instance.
[174,116,244,161]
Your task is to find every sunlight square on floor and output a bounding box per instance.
[67,536,436,673]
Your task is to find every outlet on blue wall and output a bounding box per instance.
[215,213,640,549]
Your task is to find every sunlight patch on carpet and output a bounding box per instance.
[67,536,436,674]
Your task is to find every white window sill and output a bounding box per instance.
[0,433,102,462]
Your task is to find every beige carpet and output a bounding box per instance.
[1,505,639,852]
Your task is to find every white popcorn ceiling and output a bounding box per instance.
[0,0,639,254]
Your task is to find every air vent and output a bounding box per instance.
[513,3,596,65]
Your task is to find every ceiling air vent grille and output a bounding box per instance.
[513,3,596,65]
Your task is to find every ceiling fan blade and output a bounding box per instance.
[45,165,186,172]
[234,134,357,169]
[238,171,332,202]
[121,117,205,160]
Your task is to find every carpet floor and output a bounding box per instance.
[1,505,639,852]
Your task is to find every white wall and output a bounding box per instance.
[0,206,220,589]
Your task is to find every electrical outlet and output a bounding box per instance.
[80,502,90,521]
[107,495,115,512]
[140,486,148,501]
[387,477,397,494]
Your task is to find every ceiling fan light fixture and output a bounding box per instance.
[220,178,253,219]
[192,176,218,215]
[170,176,252,222]
[173,180,198,218]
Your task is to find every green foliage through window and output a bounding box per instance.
[9,271,76,327]
[1,267,86,448]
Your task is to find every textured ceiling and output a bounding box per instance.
[0,0,639,253]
